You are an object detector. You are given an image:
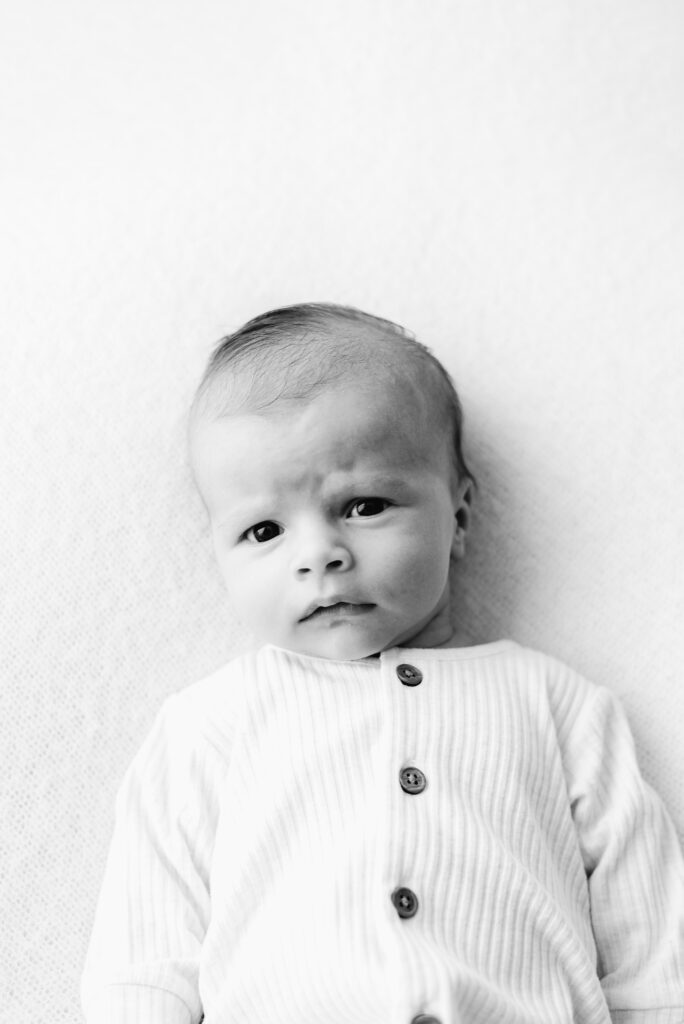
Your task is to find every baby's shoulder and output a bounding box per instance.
[495,641,611,731]
[176,646,260,703]
[162,647,264,759]
[456,639,593,684]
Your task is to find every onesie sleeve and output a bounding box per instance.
[566,684,684,1023]
[81,693,229,1024]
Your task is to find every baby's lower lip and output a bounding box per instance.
[303,602,374,621]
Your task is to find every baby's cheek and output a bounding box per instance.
[383,547,444,604]
[221,556,266,612]
[241,564,276,607]
[406,539,451,595]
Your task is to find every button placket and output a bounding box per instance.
[391,662,427,928]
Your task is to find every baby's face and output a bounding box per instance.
[190,383,469,660]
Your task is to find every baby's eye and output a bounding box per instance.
[243,521,282,544]
[347,498,390,518]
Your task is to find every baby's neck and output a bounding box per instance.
[397,624,474,651]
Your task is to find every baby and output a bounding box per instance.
[81,303,684,1024]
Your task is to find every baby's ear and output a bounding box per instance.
[451,479,473,560]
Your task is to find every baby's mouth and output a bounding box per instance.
[300,601,375,622]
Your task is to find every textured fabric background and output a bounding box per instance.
[1,2,683,1021]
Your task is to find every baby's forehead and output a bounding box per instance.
[195,321,437,422]
[190,380,450,519]
[189,308,469,505]
[189,322,459,507]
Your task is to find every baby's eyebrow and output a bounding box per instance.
[213,501,274,530]
[357,475,407,489]
[324,474,413,500]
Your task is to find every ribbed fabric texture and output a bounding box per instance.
[81,642,684,1024]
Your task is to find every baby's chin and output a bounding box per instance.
[291,636,384,663]
[259,611,456,662]
[264,625,391,663]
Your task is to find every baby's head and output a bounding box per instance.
[189,303,474,661]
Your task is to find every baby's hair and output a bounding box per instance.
[191,302,474,485]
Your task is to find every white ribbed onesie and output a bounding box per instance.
[81,641,684,1024]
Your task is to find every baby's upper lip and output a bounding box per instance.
[299,596,373,622]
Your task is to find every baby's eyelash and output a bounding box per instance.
[347,498,391,518]
[242,521,282,544]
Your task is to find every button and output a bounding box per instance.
[391,887,419,918]
[399,766,427,794]
[397,663,423,686]
[411,1016,441,1024]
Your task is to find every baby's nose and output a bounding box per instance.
[294,533,353,576]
